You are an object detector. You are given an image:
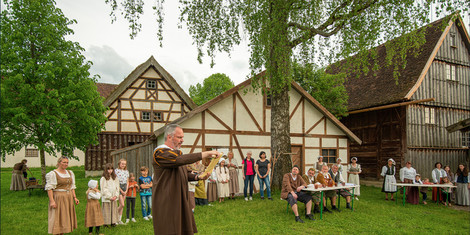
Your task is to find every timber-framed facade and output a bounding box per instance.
[110,78,361,192]
[86,56,196,176]
[330,15,470,179]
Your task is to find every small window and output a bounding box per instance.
[142,111,151,121]
[450,33,456,48]
[446,64,457,81]
[25,148,38,158]
[266,94,272,107]
[147,80,156,89]
[153,112,163,121]
[321,149,337,164]
[463,132,470,147]
[424,107,435,124]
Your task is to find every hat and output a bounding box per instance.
[317,156,323,160]
[388,158,395,164]
[88,180,98,189]
[351,157,357,161]
[218,158,225,164]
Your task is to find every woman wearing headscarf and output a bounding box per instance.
[381,158,397,201]
[399,161,419,204]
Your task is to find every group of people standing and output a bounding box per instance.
[44,157,154,235]
[381,159,470,206]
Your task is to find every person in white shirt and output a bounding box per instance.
[431,162,447,202]
[399,161,419,204]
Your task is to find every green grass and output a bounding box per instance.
[1,166,469,234]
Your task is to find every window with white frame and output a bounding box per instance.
[142,111,151,121]
[147,80,156,89]
[463,132,470,147]
[153,112,163,121]
[446,64,457,81]
[450,33,457,48]
[424,107,435,124]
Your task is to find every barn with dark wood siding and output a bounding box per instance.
[86,56,196,176]
[328,14,470,179]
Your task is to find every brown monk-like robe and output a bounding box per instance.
[152,145,202,235]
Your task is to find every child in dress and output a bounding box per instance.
[126,173,139,223]
[442,176,454,206]
[139,166,153,220]
[100,163,120,227]
[419,177,433,205]
[85,180,104,234]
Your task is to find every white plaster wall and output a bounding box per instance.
[2,148,85,168]
[207,97,233,128]
[322,138,337,147]
[141,68,160,78]
[105,121,118,132]
[326,120,344,135]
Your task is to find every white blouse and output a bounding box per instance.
[100,176,120,202]
[431,168,447,183]
[87,191,101,200]
[216,166,230,182]
[400,167,417,182]
[44,170,76,191]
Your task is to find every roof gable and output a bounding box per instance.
[151,76,361,144]
[102,56,196,109]
[327,15,468,111]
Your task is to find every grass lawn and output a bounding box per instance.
[1,166,469,234]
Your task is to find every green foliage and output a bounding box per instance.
[2,166,470,234]
[293,62,348,118]
[0,0,107,161]
[188,73,234,106]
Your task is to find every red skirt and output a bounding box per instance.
[432,178,445,202]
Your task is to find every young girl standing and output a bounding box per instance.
[126,173,139,223]
[216,158,230,203]
[100,163,120,227]
[85,179,104,234]
[115,159,129,225]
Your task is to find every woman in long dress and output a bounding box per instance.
[216,159,230,203]
[381,158,397,201]
[454,163,470,206]
[100,163,120,226]
[11,159,28,191]
[207,168,218,203]
[399,161,419,204]
[431,162,447,202]
[347,157,361,200]
[45,156,79,234]
[227,152,239,199]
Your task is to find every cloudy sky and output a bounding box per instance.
[55,1,468,93]
[57,0,251,92]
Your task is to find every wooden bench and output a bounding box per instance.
[27,184,44,196]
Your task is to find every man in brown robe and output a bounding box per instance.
[281,165,314,223]
[152,124,219,235]
[315,164,340,212]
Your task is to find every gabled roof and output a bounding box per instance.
[327,14,469,111]
[150,76,362,144]
[96,82,118,98]
[102,56,196,109]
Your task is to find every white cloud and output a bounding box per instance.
[84,45,133,84]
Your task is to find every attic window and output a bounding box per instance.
[153,112,163,122]
[424,107,435,124]
[266,94,272,108]
[450,33,457,48]
[147,80,156,89]
[142,111,151,121]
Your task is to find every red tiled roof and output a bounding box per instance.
[96,82,118,98]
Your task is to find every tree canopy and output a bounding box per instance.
[106,0,468,189]
[189,73,235,106]
[293,62,348,118]
[1,0,107,181]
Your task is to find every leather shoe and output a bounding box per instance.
[295,216,305,223]
[305,214,315,221]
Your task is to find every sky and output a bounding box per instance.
[53,1,469,93]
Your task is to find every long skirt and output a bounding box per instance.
[207,182,218,202]
[85,199,104,227]
[382,175,397,193]
[348,173,360,196]
[432,178,444,202]
[102,201,119,225]
[48,191,77,234]
[404,179,419,205]
[189,191,196,209]
[228,168,239,195]
[217,182,230,198]
[10,171,26,191]
[456,183,470,206]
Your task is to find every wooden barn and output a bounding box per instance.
[110,77,361,192]
[85,56,196,176]
[329,15,470,179]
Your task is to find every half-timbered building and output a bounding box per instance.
[110,77,361,192]
[329,15,470,179]
[85,56,196,176]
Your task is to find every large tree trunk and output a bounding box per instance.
[40,148,46,185]
[269,1,293,191]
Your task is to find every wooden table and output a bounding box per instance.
[391,183,456,206]
[302,184,360,220]
[27,184,44,196]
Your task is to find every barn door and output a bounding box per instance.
[291,145,303,175]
